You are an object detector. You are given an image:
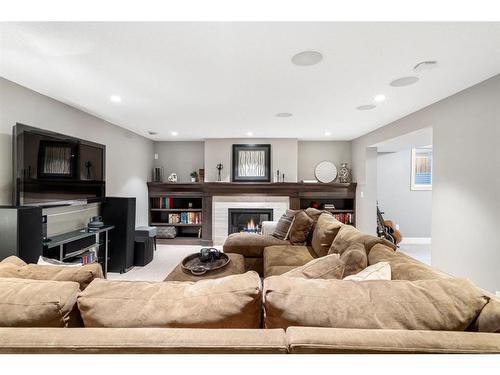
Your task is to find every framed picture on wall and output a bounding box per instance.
[411,147,432,190]
[232,144,271,182]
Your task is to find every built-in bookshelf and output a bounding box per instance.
[299,196,356,226]
[148,183,210,245]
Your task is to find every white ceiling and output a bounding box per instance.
[1,22,500,141]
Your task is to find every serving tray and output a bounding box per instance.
[181,252,231,275]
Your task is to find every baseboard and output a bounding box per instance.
[400,237,431,245]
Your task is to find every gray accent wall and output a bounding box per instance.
[377,150,432,238]
[0,78,154,231]
[297,141,351,181]
[153,141,204,182]
[352,74,500,292]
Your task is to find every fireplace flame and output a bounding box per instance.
[246,218,257,231]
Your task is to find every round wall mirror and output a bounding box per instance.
[315,161,338,183]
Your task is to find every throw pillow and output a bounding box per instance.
[272,214,295,240]
[339,243,368,277]
[310,213,343,257]
[282,254,345,280]
[343,261,391,281]
[288,211,314,244]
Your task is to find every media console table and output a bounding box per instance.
[147,182,357,246]
[43,225,114,277]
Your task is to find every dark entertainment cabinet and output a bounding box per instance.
[147,182,357,246]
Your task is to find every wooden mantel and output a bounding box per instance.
[147,182,356,198]
[147,182,357,245]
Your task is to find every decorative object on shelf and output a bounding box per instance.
[310,201,320,209]
[302,179,318,183]
[84,161,92,180]
[167,173,178,183]
[181,251,230,275]
[338,163,352,183]
[152,167,163,182]
[190,171,198,182]
[198,168,205,182]
[276,169,280,183]
[282,173,285,182]
[314,161,338,183]
[157,226,177,239]
[232,144,271,182]
[216,163,223,181]
[88,216,104,229]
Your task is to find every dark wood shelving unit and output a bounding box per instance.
[148,182,357,245]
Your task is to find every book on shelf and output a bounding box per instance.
[167,212,202,224]
[151,196,174,209]
[333,213,353,225]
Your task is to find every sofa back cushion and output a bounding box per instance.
[0,261,103,290]
[310,213,343,257]
[339,243,368,277]
[281,254,345,280]
[368,244,451,281]
[78,271,262,328]
[0,277,80,327]
[288,211,314,244]
[329,225,397,256]
[472,298,500,333]
[263,276,488,331]
[1,255,27,267]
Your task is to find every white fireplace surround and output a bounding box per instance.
[212,195,289,245]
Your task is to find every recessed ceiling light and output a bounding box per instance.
[246,131,253,136]
[357,104,376,111]
[147,130,158,136]
[276,112,293,118]
[171,131,179,136]
[414,60,438,72]
[110,95,121,103]
[291,51,323,66]
[374,94,386,102]
[325,131,332,136]
[390,76,419,87]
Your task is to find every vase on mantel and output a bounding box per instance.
[338,163,351,183]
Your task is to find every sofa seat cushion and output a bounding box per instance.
[0,327,288,354]
[339,243,368,277]
[310,213,343,257]
[263,276,488,331]
[329,225,397,256]
[263,246,316,278]
[0,261,103,290]
[223,232,290,258]
[0,277,80,327]
[78,271,262,329]
[286,327,500,354]
[282,254,345,280]
[369,244,451,281]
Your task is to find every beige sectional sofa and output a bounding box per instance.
[1,211,500,354]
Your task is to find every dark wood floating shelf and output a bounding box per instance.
[148,182,357,246]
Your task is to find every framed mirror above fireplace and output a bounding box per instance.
[228,208,273,235]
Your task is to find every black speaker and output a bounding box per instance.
[101,197,136,273]
[0,206,43,263]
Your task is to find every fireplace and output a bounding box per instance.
[228,208,273,235]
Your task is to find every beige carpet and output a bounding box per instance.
[107,245,223,282]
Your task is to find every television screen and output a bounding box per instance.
[13,124,105,207]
